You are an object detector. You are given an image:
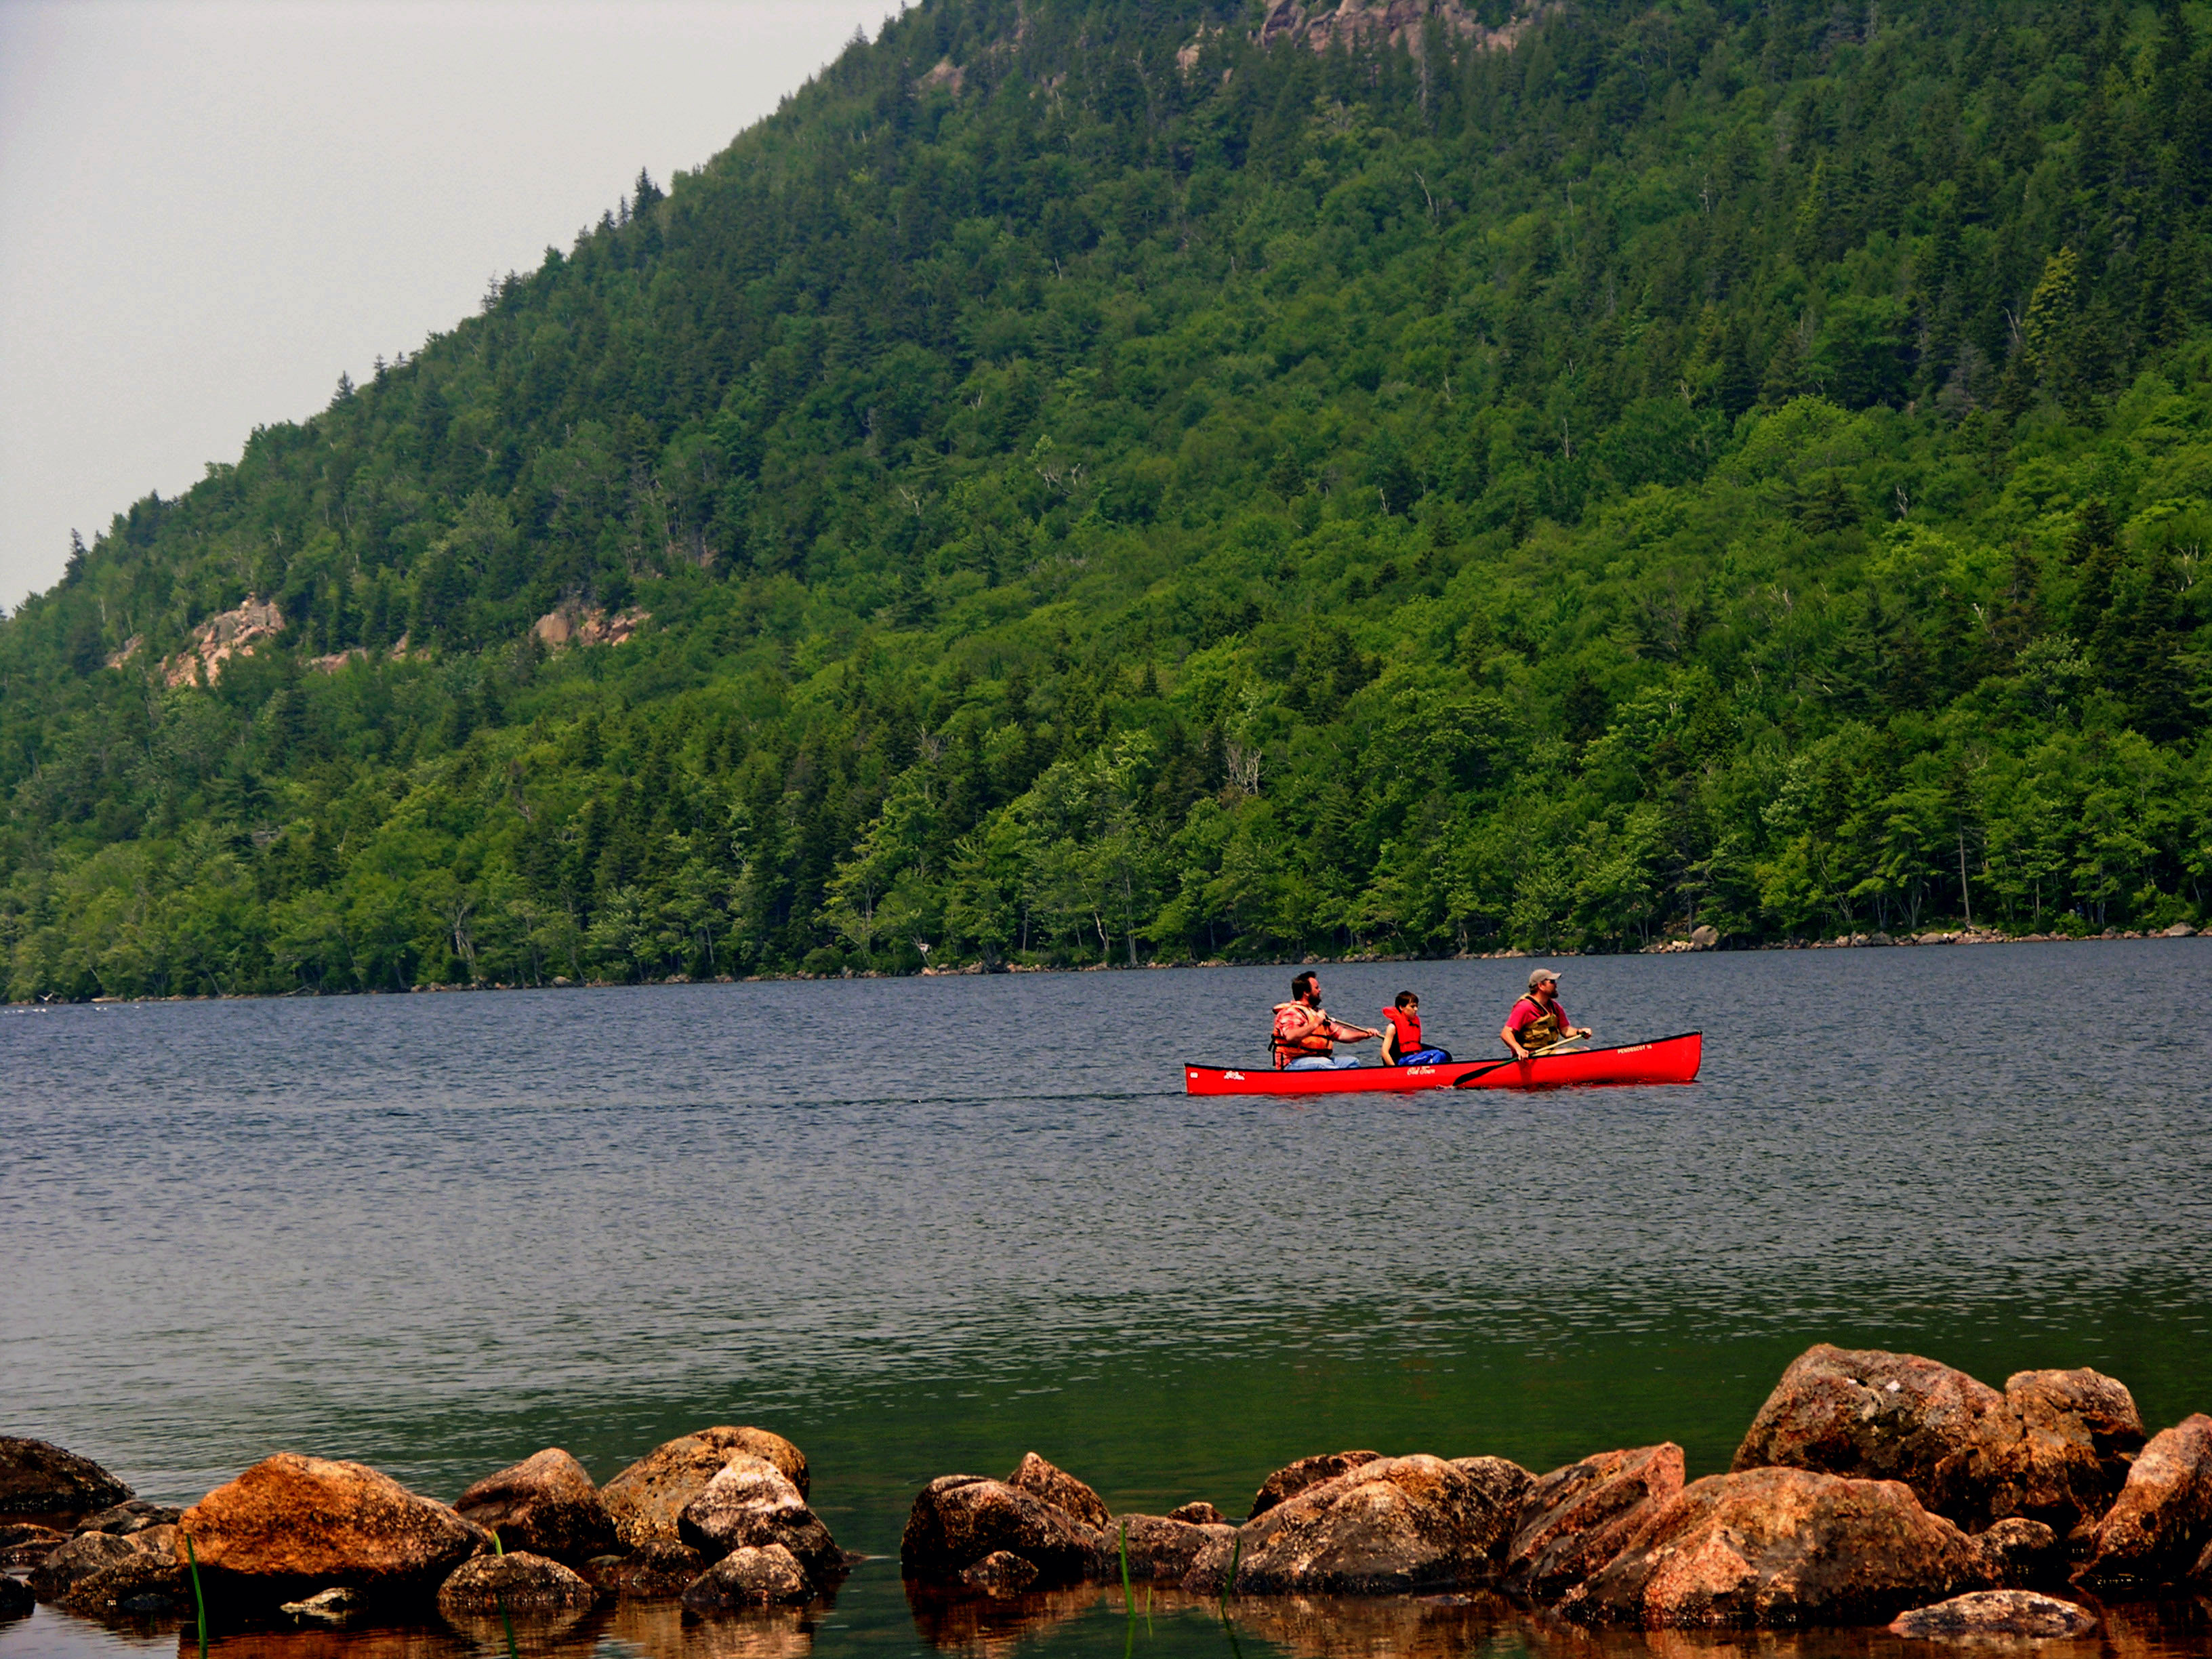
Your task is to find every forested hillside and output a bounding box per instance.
[5,0,2211,998]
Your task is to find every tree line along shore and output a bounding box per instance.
[5,1343,2209,1638]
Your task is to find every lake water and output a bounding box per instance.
[5,943,2211,1659]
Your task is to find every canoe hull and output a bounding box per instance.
[1183,1033,1702,1096]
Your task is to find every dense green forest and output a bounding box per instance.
[5,0,2211,998]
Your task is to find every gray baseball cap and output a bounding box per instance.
[1527,967,1561,989]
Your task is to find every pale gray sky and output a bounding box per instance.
[0,0,902,610]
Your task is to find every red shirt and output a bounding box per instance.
[1507,993,1568,1033]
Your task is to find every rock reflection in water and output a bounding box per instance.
[1519,1595,2212,1659]
[906,1579,1107,1656]
[178,1624,469,1659]
[1216,1589,1521,1659]
[600,1595,825,1659]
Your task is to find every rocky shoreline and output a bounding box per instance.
[5,1345,2209,1642]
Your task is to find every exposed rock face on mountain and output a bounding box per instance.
[600,1427,808,1548]
[435,1551,596,1614]
[179,1453,488,1603]
[1559,1467,1997,1627]
[0,1437,133,1523]
[163,597,285,688]
[1247,1451,1383,1519]
[1007,1453,1109,1529]
[1732,1346,2144,1534]
[453,1448,618,1564]
[531,605,649,651]
[899,1475,1104,1586]
[1203,1454,1525,1595]
[1502,1443,1685,1601]
[2073,1414,2212,1591]
[1888,1589,2099,1638]
[1255,0,1549,56]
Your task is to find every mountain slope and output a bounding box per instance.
[4,0,2211,998]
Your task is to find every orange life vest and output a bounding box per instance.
[1272,1001,1334,1067]
[1382,1006,1422,1057]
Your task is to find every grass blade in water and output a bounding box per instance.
[1120,1519,1132,1617]
[1217,1536,1240,1622]
[184,1533,209,1658]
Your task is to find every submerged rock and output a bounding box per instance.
[681,1542,816,1609]
[2073,1414,2212,1591]
[1007,1453,1109,1529]
[1205,1453,1525,1595]
[1104,1513,1233,1581]
[453,1448,618,1564]
[1559,1467,1996,1627]
[581,1541,706,1597]
[57,1552,192,1618]
[1246,1451,1382,1519]
[0,1521,70,1566]
[1731,1345,2144,1534]
[0,1437,132,1524]
[180,1452,489,1604]
[601,1427,809,1549]
[1502,1443,1685,1601]
[279,1586,360,1622]
[958,1549,1040,1593]
[1889,1589,2099,1638]
[436,1551,596,1614]
[899,1475,1104,1586]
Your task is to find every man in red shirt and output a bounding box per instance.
[1500,968,1591,1060]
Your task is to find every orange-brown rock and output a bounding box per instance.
[0,1521,70,1567]
[1888,1589,2099,1638]
[1559,1467,1996,1627]
[1007,1453,1109,1529]
[1977,1516,2066,1588]
[899,1475,1104,1586]
[435,1551,595,1614]
[1451,1456,1537,1519]
[453,1448,617,1564]
[1166,1501,1223,1525]
[600,1427,808,1549]
[1203,1453,1525,1595]
[179,1453,489,1604]
[956,1548,1040,1593]
[2073,1414,2212,1592]
[1246,1450,1383,1519]
[681,1543,817,1609]
[1731,1345,2143,1534]
[0,1437,131,1523]
[579,1541,705,1598]
[1502,1443,1684,1601]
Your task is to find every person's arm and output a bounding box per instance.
[1501,1003,1530,1059]
[1378,1021,1399,1063]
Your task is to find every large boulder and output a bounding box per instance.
[179,1452,489,1605]
[1889,1589,2099,1638]
[1246,1450,1382,1519]
[1103,1513,1233,1581]
[1203,1453,1525,1595]
[2073,1414,2212,1592]
[436,1551,596,1614]
[899,1475,1104,1586]
[677,1456,846,1586]
[600,1427,808,1549]
[680,1544,816,1610]
[1995,1369,2146,1538]
[454,1448,619,1564]
[1731,1345,2144,1534]
[0,1437,131,1523]
[1501,1443,1684,1602]
[1558,1467,1997,1627]
[1007,1453,1109,1529]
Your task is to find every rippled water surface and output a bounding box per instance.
[5,944,2211,1659]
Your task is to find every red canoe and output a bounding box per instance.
[1183,1032,1702,1096]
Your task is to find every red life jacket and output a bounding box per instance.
[1272,1002,1333,1067]
[1382,1006,1422,1057]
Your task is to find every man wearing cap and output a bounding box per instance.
[1500,968,1590,1060]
